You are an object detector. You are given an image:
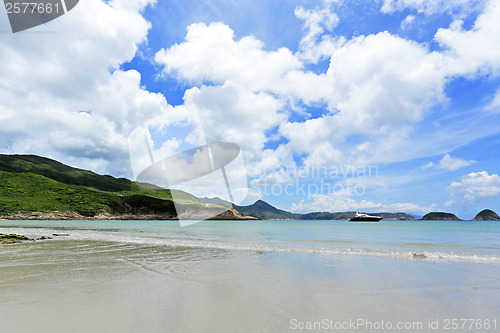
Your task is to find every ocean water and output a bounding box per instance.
[1,220,500,332]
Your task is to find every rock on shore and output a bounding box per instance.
[208,208,259,220]
[0,233,33,244]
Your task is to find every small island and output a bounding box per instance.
[472,209,500,221]
[421,212,461,221]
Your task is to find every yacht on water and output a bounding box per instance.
[349,212,382,222]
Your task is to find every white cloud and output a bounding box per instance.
[2,0,494,183]
[448,171,500,203]
[401,14,416,30]
[302,143,343,169]
[435,0,500,77]
[154,21,335,107]
[182,84,285,152]
[290,187,435,214]
[425,154,475,171]
[381,0,484,16]
[153,1,500,188]
[154,21,333,185]
[280,0,500,170]
[154,22,302,91]
[325,32,446,127]
[0,0,498,219]
[485,89,500,112]
[295,0,344,64]
[0,0,162,176]
[281,31,448,166]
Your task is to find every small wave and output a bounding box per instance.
[2,227,500,263]
[412,253,427,259]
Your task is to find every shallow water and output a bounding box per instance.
[1,220,500,332]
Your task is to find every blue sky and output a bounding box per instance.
[1,0,500,219]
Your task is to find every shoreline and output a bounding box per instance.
[2,231,498,332]
[2,213,500,221]
[2,222,500,263]
[0,212,178,221]
[0,208,259,221]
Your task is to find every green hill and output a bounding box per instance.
[0,154,204,218]
[472,209,500,221]
[421,212,461,221]
[234,200,301,220]
[0,154,133,192]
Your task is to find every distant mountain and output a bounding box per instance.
[233,200,419,221]
[378,212,417,220]
[198,197,231,205]
[234,200,301,220]
[299,211,358,220]
[299,212,347,220]
[298,211,416,220]
[234,201,418,221]
[421,212,461,220]
[472,209,500,221]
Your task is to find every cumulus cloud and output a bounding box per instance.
[131,0,500,192]
[0,0,161,175]
[154,21,332,184]
[326,32,446,126]
[290,187,435,214]
[281,0,500,170]
[425,154,475,171]
[1,0,491,186]
[295,0,344,63]
[154,22,336,105]
[154,22,302,91]
[153,0,500,190]
[280,31,448,166]
[181,83,287,169]
[435,0,500,77]
[448,171,500,203]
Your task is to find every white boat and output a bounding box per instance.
[349,212,382,222]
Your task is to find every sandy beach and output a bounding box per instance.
[1,220,500,332]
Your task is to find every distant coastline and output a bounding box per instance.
[1,154,498,222]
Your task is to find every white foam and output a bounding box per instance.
[2,226,499,263]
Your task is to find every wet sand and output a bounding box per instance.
[1,238,499,332]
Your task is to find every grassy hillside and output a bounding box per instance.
[0,155,203,218]
[0,171,113,216]
[0,154,133,192]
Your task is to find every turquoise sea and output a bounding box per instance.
[1,220,500,332]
